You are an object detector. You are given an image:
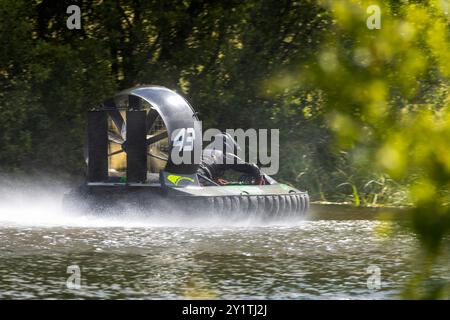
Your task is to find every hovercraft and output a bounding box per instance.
[63,86,309,217]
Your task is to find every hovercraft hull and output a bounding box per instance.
[63,183,309,217]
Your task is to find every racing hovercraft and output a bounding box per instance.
[63,86,309,217]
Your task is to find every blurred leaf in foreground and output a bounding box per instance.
[271,0,450,298]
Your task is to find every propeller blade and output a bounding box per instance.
[146,131,168,145]
[147,152,168,161]
[146,109,159,132]
[121,122,127,140]
[108,131,124,144]
[107,109,125,138]
[108,149,124,157]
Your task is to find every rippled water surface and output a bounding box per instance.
[0,181,447,299]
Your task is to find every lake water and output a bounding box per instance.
[0,181,448,299]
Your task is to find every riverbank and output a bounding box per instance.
[310,202,410,220]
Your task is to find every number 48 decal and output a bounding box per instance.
[172,128,195,152]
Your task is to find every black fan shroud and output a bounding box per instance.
[86,86,201,182]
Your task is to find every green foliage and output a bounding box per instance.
[0,0,116,174]
[274,0,450,297]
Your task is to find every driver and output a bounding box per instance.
[197,133,264,185]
